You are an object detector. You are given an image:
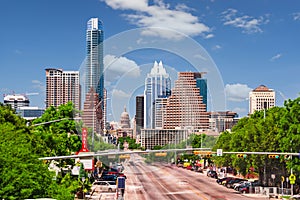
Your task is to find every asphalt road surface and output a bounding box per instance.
[123,154,269,200]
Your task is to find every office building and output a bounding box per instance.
[16,107,45,120]
[3,94,30,109]
[45,68,81,111]
[163,72,209,130]
[84,18,104,131]
[249,85,275,114]
[195,72,208,111]
[135,95,144,134]
[141,129,188,150]
[144,61,171,129]
[85,18,104,101]
[154,97,168,129]
[82,87,102,134]
[209,111,238,133]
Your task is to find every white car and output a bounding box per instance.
[92,181,117,192]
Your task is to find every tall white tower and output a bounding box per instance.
[144,61,171,129]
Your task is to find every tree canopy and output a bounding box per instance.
[212,96,300,186]
[0,103,81,199]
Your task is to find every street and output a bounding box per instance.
[123,154,269,200]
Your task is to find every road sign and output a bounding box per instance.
[291,180,295,185]
[289,174,296,182]
[117,177,126,189]
[217,149,223,156]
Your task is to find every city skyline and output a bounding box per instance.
[1,0,299,121]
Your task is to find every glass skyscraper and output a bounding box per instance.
[85,18,104,100]
[144,61,171,129]
[82,18,104,135]
[195,72,207,111]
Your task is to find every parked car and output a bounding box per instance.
[218,177,235,185]
[216,177,228,184]
[92,181,117,192]
[225,178,246,188]
[238,180,260,194]
[233,180,248,191]
[207,170,218,179]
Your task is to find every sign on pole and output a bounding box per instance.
[117,177,126,189]
[217,149,223,156]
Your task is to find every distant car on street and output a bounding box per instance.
[99,174,118,181]
[207,170,218,179]
[92,181,117,192]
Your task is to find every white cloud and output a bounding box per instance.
[221,8,269,34]
[104,54,141,85]
[225,83,252,102]
[112,89,131,98]
[102,0,211,40]
[292,12,300,21]
[212,44,221,50]
[270,53,282,61]
[101,0,148,10]
[205,34,214,39]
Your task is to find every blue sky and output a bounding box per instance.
[1,0,299,121]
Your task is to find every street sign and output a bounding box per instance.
[291,180,295,185]
[117,177,126,189]
[217,149,223,156]
[289,174,296,182]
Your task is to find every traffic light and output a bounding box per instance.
[268,154,279,159]
[237,154,246,158]
[206,154,212,158]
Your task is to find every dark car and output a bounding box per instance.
[99,174,118,181]
[207,170,218,178]
[238,181,260,193]
[216,177,230,185]
[218,177,235,185]
[225,178,246,188]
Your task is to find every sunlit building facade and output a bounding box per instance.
[144,61,171,129]
[249,85,275,114]
[45,68,80,111]
[4,94,30,109]
[163,72,209,130]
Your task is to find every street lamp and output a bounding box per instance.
[31,117,81,127]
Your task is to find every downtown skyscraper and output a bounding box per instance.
[164,72,209,130]
[45,68,81,111]
[144,61,171,129]
[85,18,104,101]
[82,18,104,135]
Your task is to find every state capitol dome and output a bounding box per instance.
[120,106,130,128]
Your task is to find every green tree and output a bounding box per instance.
[212,96,300,186]
[0,103,67,199]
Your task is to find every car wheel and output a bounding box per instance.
[108,188,112,192]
